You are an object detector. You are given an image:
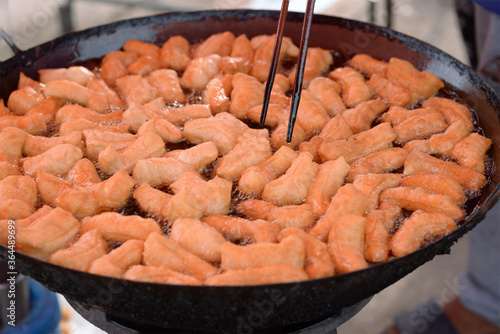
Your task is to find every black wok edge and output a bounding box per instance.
[1,10,499,332]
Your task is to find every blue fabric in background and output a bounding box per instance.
[473,0,500,15]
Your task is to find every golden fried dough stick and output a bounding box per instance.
[21,143,83,178]
[0,127,28,165]
[422,97,474,132]
[400,172,466,205]
[278,227,334,279]
[132,183,171,216]
[81,212,161,242]
[237,199,315,229]
[353,173,403,212]
[157,104,212,126]
[121,98,164,131]
[66,158,101,186]
[341,98,387,134]
[36,171,71,204]
[348,147,409,182]
[194,31,235,58]
[163,172,232,222]
[205,265,308,286]
[100,50,138,85]
[98,132,166,174]
[329,67,373,108]
[88,239,144,278]
[180,54,221,90]
[367,74,414,107]
[0,175,37,220]
[203,75,231,114]
[404,152,486,191]
[450,133,492,173]
[137,117,183,143]
[56,104,123,124]
[220,234,305,271]
[38,66,95,85]
[59,119,129,136]
[49,228,107,272]
[202,215,280,244]
[214,129,271,181]
[305,157,351,217]
[381,106,435,126]
[15,207,80,260]
[364,207,402,263]
[288,47,333,86]
[123,265,202,285]
[164,141,218,172]
[83,129,136,161]
[115,75,160,106]
[184,112,250,155]
[391,210,457,257]
[350,54,388,76]
[307,77,346,117]
[132,158,193,187]
[319,122,397,164]
[0,112,46,135]
[0,206,53,245]
[24,97,62,122]
[403,120,469,155]
[23,131,83,157]
[229,73,264,119]
[7,86,43,114]
[308,184,367,242]
[393,112,448,145]
[380,186,465,221]
[143,232,217,281]
[251,35,299,82]
[328,214,368,273]
[160,35,191,71]
[386,58,444,102]
[262,152,318,206]
[44,81,110,113]
[170,218,226,262]
[146,69,186,104]
[295,90,330,138]
[86,79,125,110]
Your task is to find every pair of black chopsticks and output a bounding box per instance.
[260,0,316,142]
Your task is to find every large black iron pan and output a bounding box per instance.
[0,10,499,333]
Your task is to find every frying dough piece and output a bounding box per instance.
[157,104,212,126]
[163,141,218,172]
[288,47,333,86]
[213,129,271,181]
[203,75,231,114]
[66,158,101,186]
[229,73,264,119]
[386,58,444,102]
[44,81,109,113]
[404,152,486,192]
[132,183,172,216]
[364,206,402,263]
[0,206,53,245]
[219,34,254,75]
[15,207,80,260]
[393,112,448,145]
[305,157,351,217]
[352,173,403,212]
[23,131,83,157]
[220,234,305,271]
[238,146,298,195]
[38,66,95,85]
[56,104,122,124]
[348,147,409,182]
[262,152,318,206]
[25,97,62,122]
[295,90,330,137]
[49,228,107,272]
[86,79,125,110]
[308,184,367,242]
[194,31,235,58]
[81,212,162,242]
[379,186,465,221]
[123,265,202,285]
[146,69,186,104]
[307,77,346,117]
[450,133,492,173]
[390,210,457,257]
[329,67,373,107]
[367,74,414,107]
[319,122,397,164]
[278,227,334,279]
[160,35,191,71]
[100,50,138,85]
[251,35,299,82]
[88,239,144,278]
[205,265,308,286]
[202,215,280,244]
[143,232,217,281]
[83,129,136,161]
[350,54,388,77]
[7,86,43,114]
[21,143,83,178]
[341,98,387,134]
[237,199,315,229]
[180,54,221,90]
[136,117,183,143]
[115,75,160,105]
[328,214,368,273]
[0,175,38,220]
[59,119,129,136]
[98,132,166,174]
[132,157,193,187]
[400,172,466,205]
[0,112,47,135]
[380,105,431,126]
[422,97,474,132]
[0,127,28,166]
[170,218,226,262]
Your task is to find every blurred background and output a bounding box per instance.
[0,0,470,333]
